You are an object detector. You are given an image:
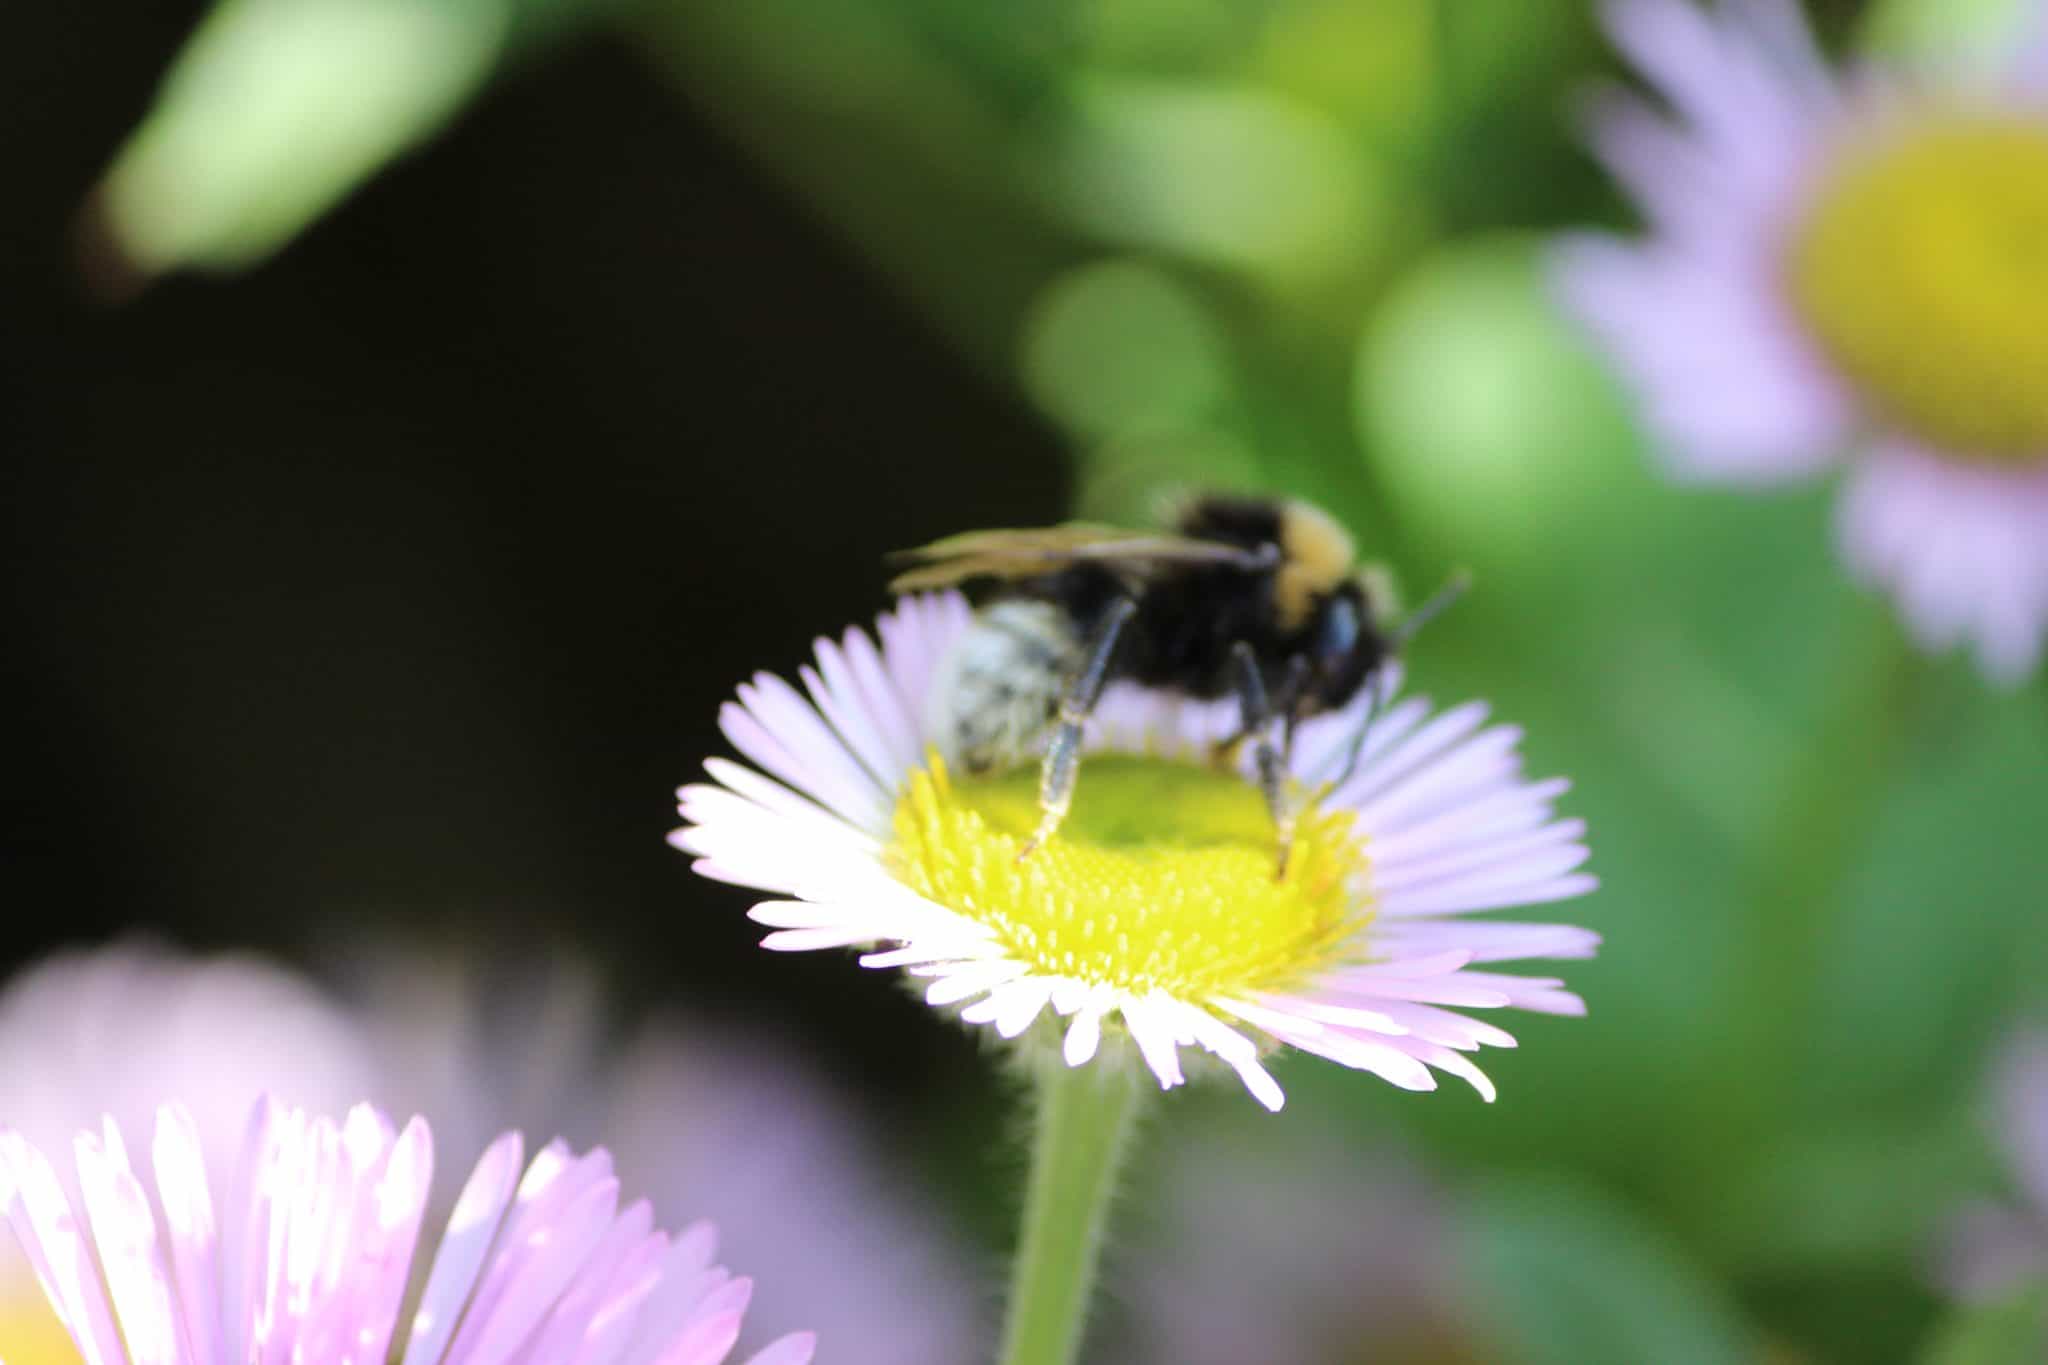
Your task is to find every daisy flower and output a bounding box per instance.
[1556,0,2048,683]
[672,592,1598,1112]
[0,1095,815,1365]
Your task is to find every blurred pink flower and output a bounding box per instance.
[1939,1030,2048,1301]
[1556,0,2048,682]
[343,953,990,1365]
[0,942,986,1364]
[674,592,1598,1112]
[1106,1127,1482,1364]
[0,1097,813,1365]
[0,942,380,1188]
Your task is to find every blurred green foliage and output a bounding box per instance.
[97,0,2048,1359]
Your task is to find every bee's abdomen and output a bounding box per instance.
[926,601,1082,773]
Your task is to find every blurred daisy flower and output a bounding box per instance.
[0,942,381,1172]
[1556,0,2048,682]
[0,942,980,1364]
[673,592,1598,1113]
[0,1095,815,1365]
[350,953,988,1365]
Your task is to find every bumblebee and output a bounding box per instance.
[889,493,1465,873]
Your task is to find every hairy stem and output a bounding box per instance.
[996,1055,1145,1365]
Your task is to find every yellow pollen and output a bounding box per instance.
[1787,113,2048,464]
[0,1295,81,1365]
[886,753,1371,999]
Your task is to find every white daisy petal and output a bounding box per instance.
[925,961,1027,1008]
[1121,996,1187,1090]
[991,979,1059,1040]
[1063,1007,1106,1068]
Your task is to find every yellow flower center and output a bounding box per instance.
[1786,113,2048,464]
[0,1295,80,1365]
[886,754,1370,999]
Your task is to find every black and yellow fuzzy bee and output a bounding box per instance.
[889,493,1464,873]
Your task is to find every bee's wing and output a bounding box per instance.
[886,524,1273,593]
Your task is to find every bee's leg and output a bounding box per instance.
[1221,657,1307,773]
[1229,642,1294,879]
[1019,596,1138,860]
[1330,666,1389,791]
[1207,730,1248,772]
[1277,656,1310,770]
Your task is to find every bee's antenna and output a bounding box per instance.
[1388,569,1471,650]
[1327,572,1468,794]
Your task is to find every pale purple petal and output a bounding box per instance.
[1995,1031,2048,1221]
[1837,444,2048,685]
[567,1226,672,1365]
[452,1176,621,1365]
[346,1115,434,1365]
[653,1274,753,1365]
[619,1225,727,1362]
[403,1131,525,1365]
[1554,235,1851,483]
[1375,920,1602,963]
[1551,0,1862,484]
[4,1098,810,1365]
[505,1200,655,1365]
[739,1333,817,1365]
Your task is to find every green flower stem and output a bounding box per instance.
[997,1054,1146,1365]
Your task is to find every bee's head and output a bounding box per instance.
[1300,572,1392,713]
